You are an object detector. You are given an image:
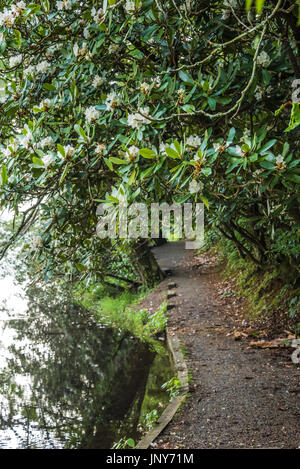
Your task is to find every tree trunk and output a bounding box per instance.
[130,240,165,287]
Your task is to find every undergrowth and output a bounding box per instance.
[202,230,300,335]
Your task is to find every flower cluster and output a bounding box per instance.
[92,75,104,88]
[95,143,106,156]
[36,61,51,74]
[275,156,286,170]
[140,82,150,94]
[257,51,271,68]
[0,2,26,27]
[9,54,22,68]
[105,92,119,111]
[56,0,73,10]
[39,98,52,111]
[85,106,100,124]
[73,42,92,60]
[39,136,54,149]
[62,145,76,159]
[42,154,53,168]
[22,131,33,149]
[126,145,139,161]
[124,1,135,13]
[186,135,201,148]
[127,107,151,129]
[91,7,104,24]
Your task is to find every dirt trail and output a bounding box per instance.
[148,242,300,449]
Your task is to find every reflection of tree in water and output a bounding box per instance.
[0,284,155,448]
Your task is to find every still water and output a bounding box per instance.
[0,276,172,449]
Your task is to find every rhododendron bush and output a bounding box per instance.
[0,0,299,284]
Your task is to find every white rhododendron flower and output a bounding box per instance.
[108,43,119,54]
[224,0,238,7]
[159,143,167,155]
[36,61,51,74]
[126,145,139,160]
[22,131,33,149]
[39,98,52,111]
[91,7,104,24]
[9,55,22,68]
[257,51,271,68]
[151,76,161,89]
[2,140,18,157]
[11,1,26,15]
[85,106,100,123]
[0,9,16,27]
[177,88,185,99]
[105,92,119,111]
[92,75,104,88]
[275,156,286,169]
[39,136,54,149]
[234,145,243,156]
[95,143,106,155]
[275,156,284,164]
[140,82,150,94]
[125,1,136,13]
[42,154,53,168]
[56,0,73,10]
[127,107,151,129]
[24,65,35,77]
[63,145,76,159]
[255,87,263,101]
[186,135,201,148]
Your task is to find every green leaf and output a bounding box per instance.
[109,157,128,164]
[246,0,253,11]
[74,124,88,141]
[208,97,216,111]
[104,158,113,171]
[260,139,277,155]
[139,148,156,159]
[13,29,22,48]
[178,70,194,84]
[1,165,8,185]
[57,144,65,158]
[256,0,265,15]
[126,438,135,448]
[227,127,236,144]
[165,147,180,159]
[59,163,69,184]
[43,83,56,91]
[284,173,300,184]
[32,156,44,167]
[259,161,275,170]
[128,169,136,185]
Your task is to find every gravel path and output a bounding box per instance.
[149,242,300,449]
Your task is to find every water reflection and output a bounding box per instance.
[0,284,171,448]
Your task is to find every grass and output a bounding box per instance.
[76,283,168,342]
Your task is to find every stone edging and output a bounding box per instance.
[135,283,189,449]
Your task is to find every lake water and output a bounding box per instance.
[0,244,172,448]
